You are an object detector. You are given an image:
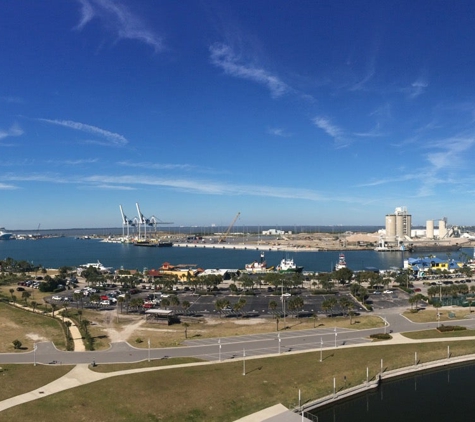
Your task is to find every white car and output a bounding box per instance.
[100,300,110,306]
[52,295,62,301]
[383,290,393,294]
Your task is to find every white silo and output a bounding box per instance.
[426,220,434,239]
[386,215,396,239]
[439,219,447,239]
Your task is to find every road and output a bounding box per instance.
[3,308,475,366]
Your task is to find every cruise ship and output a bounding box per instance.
[0,228,13,240]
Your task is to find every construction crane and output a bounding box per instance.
[218,212,241,243]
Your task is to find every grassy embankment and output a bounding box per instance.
[2,340,475,421]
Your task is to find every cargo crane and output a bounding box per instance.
[218,212,241,243]
[135,203,174,241]
[119,205,136,238]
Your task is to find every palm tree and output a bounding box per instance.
[339,297,355,324]
[268,300,279,331]
[31,300,38,313]
[215,298,230,317]
[22,290,31,305]
[182,300,191,314]
[183,322,190,339]
[51,303,58,318]
[161,298,170,309]
[9,288,14,300]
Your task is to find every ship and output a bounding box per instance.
[277,257,303,273]
[134,240,173,247]
[0,228,13,240]
[245,252,268,273]
[334,253,347,271]
[406,242,462,253]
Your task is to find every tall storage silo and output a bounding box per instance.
[426,220,434,239]
[405,214,412,237]
[439,219,447,239]
[386,215,396,238]
[396,214,404,238]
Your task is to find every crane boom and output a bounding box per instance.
[218,212,241,243]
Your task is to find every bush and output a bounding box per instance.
[370,333,391,340]
[135,338,143,343]
[12,339,22,349]
[437,325,467,332]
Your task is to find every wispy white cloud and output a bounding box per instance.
[0,182,17,190]
[38,118,128,147]
[268,127,291,137]
[64,158,99,166]
[425,137,475,170]
[312,117,343,139]
[408,78,428,99]
[209,43,288,98]
[0,122,23,141]
[1,96,24,104]
[75,0,164,52]
[117,161,196,171]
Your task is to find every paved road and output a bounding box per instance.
[4,308,475,366]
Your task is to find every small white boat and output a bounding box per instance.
[334,253,347,271]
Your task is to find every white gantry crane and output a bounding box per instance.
[135,203,174,241]
[119,205,136,239]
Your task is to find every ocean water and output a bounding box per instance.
[0,237,472,272]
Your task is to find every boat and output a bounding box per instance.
[134,240,173,247]
[77,260,114,274]
[407,242,462,253]
[245,252,268,273]
[0,228,13,240]
[334,253,347,271]
[276,257,303,273]
[158,241,173,247]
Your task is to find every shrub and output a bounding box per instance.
[12,339,22,349]
[370,333,391,340]
[135,338,143,344]
[437,325,467,332]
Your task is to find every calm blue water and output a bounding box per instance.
[0,237,472,272]
[311,363,475,421]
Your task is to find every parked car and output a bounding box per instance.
[100,300,110,306]
[52,295,62,301]
[383,290,393,294]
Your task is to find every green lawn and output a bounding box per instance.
[3,340,475,421]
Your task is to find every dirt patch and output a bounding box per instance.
[25,333,48,342]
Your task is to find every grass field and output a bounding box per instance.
[2,341,475,421]
[402,307,473,323]
[0,302,66,352]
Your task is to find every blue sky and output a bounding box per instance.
[2,0,475,229]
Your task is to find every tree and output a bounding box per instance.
[12,339,22,349]
[183,322,190,339]
[22,290,31,305]
[269,300,279,331]
[339,297,355,324]
[51,303,58,317]
[322,297,337,316]
[31,300,38,313]
[161,298,170,309]
[9,288,14,300]
[182,300,191,314]
[215,298,230,317]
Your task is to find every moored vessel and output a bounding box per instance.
[245,252,268,273]
[334,252,347,270]
[276,257,303,273]
[0,228,13,240]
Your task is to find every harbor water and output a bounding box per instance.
[0,237,472,272]
[311,363,475,421]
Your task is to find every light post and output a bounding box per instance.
[242,348,246,376]
[334,327,337,348]
[278,333,281,354]
[147,338,150,362]
[384,318,388,334]
[34,342,37,366]
[218,338,221,362]
[320,337,323,362]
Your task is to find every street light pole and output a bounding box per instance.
[218,338,221,362]
[34,342,37,366]
[242,348,246,376]
[278,333,281,354]
[148,338,150,362]
[320,337,323,362]
[334,328,337,348]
